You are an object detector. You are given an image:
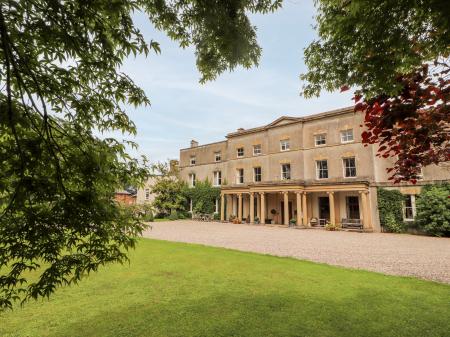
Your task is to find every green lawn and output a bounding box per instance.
[1,239,449,337]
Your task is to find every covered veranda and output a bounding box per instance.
[220,182,373,230]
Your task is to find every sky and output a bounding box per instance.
[120,0,354,163]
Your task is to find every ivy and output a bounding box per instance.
[377,188,405,233]
[184,180,220,214]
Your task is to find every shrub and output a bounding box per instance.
[168,209,179,221]
[377,188,405,232]
[213,213,220,221]
[416,184,450,237]
[325,222,338,231]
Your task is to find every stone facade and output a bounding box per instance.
[179,107,450,231]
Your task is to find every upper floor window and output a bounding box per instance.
[254,167,262,182]
[213,171,222,186]
[316,160,328,179]
[214,152,221,162]
[280,139,290,151]
[236,169,244,184]
[315,134,326,146]
[343,157,357,177]
[237,147,244,158]
[190,156,196,165]
[403,195,415,221]
[253,144,262,156]
[145,188,150,200]
[341,129,354,143]
[281,164,291,180]
[189,173,196,187]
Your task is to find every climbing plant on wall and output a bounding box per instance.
[184,180,220,214]
[377,188,405,233]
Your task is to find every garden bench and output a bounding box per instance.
[341,218,363,230]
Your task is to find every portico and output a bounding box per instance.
[220,182,373,230]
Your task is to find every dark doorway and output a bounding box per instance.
[281,201,293,224]
[318,197,330,221]
[346,196,360,219]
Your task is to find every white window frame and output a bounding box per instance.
[340,129,354,143]
[316,160,328,179]
[214,198,219,214]
[236,169,244,184]
[189,173,196,187]
[253,144,262,156]
[190,156,196,165]
[280,139,290,152]
[214,152,221,162]
[254,167,262,182]
[237,147,244,158]
[281,163,291,180]
[314,134,327,146]
[213,171,222,186]
[342,157,357,178]
[403,194,416,221]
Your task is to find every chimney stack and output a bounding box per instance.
[190,139,199,148]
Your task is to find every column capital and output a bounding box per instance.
[281,191,289,195]
[249,191,254,196]
[326,191,334,195]
[358,190,369,195]
[259,191,265,195]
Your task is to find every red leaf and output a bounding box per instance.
[340,85,350,92]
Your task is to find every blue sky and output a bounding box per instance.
[120,1,354,162]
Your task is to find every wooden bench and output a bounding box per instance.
[341,218,363,230]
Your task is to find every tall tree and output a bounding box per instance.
[0,0,281,308]
[301,0,450,181]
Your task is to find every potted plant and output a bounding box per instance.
[289,218,297,227]
[325,222,338,231]
[254,217,260,224]
[270,209,277,224]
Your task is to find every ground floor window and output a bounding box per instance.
[403,194,415,220]
[215,198,219,214]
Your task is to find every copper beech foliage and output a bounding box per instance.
[352,63,450,183]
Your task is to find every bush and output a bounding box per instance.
[168,209,179,221]
[377,188,405,232]
[416,184,450,237]
[213,213,220,221]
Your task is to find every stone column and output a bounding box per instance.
[249,192,255,223]
[302,192,308,226]
[283,191,289,225]
[327,191,335,225]
[260,192,266,225]
[296,191,302,226]
[360,190,372,229]
[238,193,243,222]
[256,193,261,220]
[220,193,225,222]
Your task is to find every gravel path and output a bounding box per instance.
[142,220,450,284]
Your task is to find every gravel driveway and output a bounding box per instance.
[142,220,450,284]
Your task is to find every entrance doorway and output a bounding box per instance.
[318,197,330,225]
[346,196,360,219]
[280,201,293,224]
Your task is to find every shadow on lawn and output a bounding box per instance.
[46,287,447,337]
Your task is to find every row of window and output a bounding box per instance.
[189,129,355,165]
[188,157,357,186]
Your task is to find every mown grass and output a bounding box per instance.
[1,239,449,337]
